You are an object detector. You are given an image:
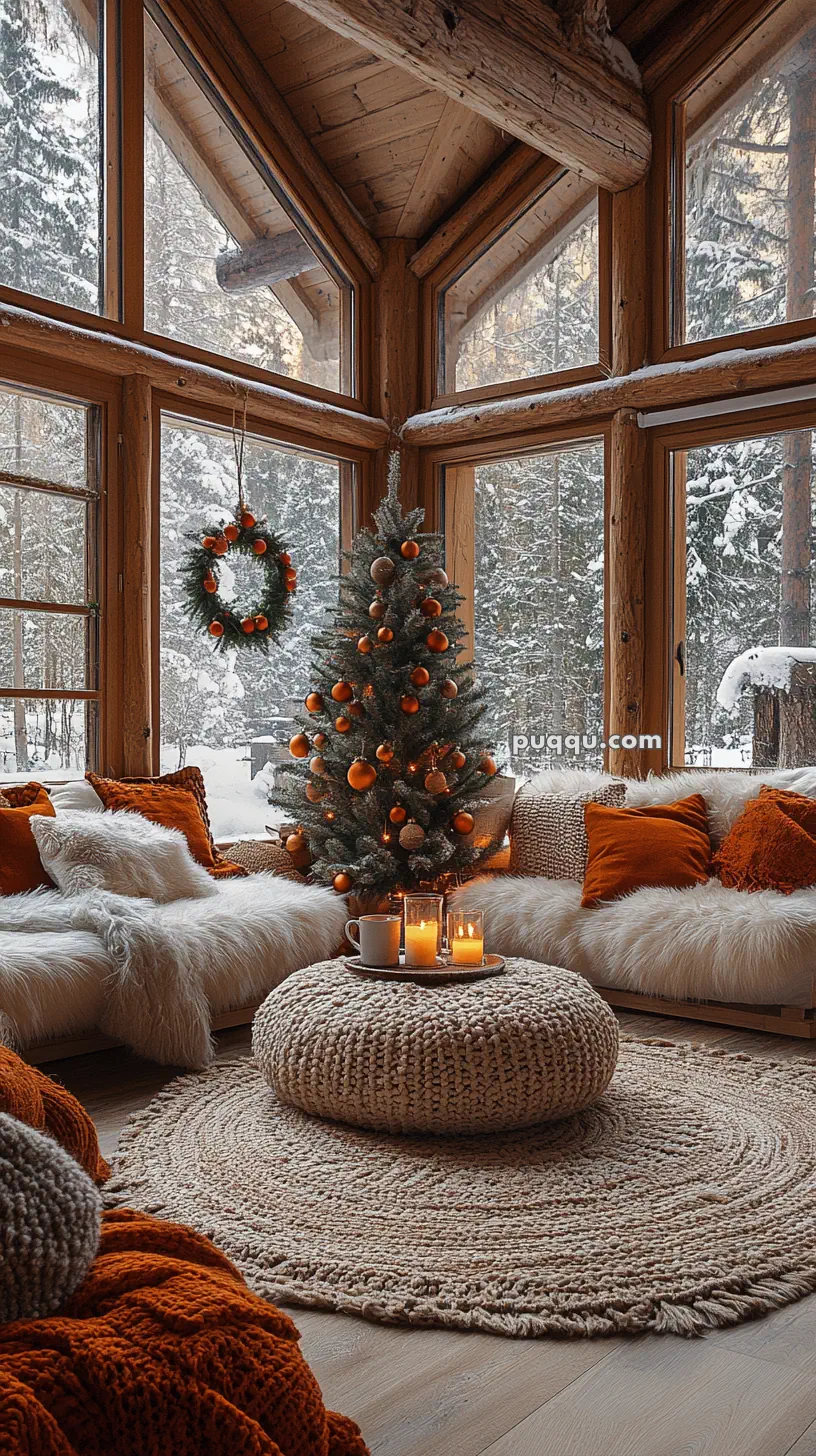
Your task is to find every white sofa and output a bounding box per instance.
[453,767,816,1030]
[0,781,347,1066]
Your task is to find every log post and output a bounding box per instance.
[608,407,650,779]
[612,178,649,376]
[121,374,153,776]
[372,238,421,520]
[779,663,816,768]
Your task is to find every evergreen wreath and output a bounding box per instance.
[179,398,297,654]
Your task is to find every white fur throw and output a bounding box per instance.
[452,874,816,1006]
[31,810,218,903]
[0,878,348,1066]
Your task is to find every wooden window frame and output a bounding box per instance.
[0,0,373,416]
[148,393,368,775]
[651,0,816,365]
[420,157,612,413]
[419,423,612,762]
[649,396,816,770]
[0,353,123,780]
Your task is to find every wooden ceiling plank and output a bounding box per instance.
[615,0,682,50]
[316,92,448,166]
[396,99,490,239]
[164,0,382,277]
[409,143,550,278]
[279,0,650,189]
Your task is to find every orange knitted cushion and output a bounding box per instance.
[582,793,711,907]
[0,1046,110,1184]
[87,768,247,877]
[0,1208,369,1456]
[713,786,816,894]
[0,786,55,895]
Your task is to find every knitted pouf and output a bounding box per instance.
[253,958,619,1134]
[0,1111,101,1323]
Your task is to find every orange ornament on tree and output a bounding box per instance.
[377,626,394,644]
[285,577,297,592]
[333,872,352,893]
[255,615,268,631]
[451,750,467,770]
[357,635,373,654]
[202,535,217,550]
[224,523,239,542]
[279,552,291,565]
[335,716,352,733]
[213,537,229,556]
[252,539,267,555]
[240,510,256,529]
[241,617,255,634]
[452,811,474,834]
[331,682,354,702]
[401,539,420,559]
[376,743,394,762]
[288,733,310,759]
[310,756,326,774]
[410,666,430,688]
[480,755,498,777]
[313,732,327,749]
[305,782,324,803]
[420,598,442,618]
[347,759,377,792]
[440,678,458,699]
[426,629,449,652]
[305,692,324,713]
[389,805,407,825]
[286,832,307,855]
[369,599,386,620]
[348,701,365,718]
[400,694,420,715]
[208,621,224,638]
[203,575,217,594]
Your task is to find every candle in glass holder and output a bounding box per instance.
[404,894,443,966]
[448,910,484,966]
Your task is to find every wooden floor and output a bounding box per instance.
[53,1011,816,1456]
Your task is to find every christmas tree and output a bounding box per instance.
[274,456,499,898]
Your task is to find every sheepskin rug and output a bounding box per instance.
[455,766,816,1006]
[0,878,347,1065]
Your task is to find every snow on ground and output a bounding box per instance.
[159,743,281,840]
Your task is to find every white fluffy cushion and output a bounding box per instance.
[624,767,816,845]
[48,780,104,814]
[30,810,218,903]
[452,874,816,1006]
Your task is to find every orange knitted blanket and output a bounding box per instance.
[0,1046,110,1185]
[0,1208,368,1456]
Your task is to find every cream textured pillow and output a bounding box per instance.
[30,809,218,903]
[509,781,627,880]
[48,779,104,814]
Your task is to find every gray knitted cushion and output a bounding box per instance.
[509,781,627,879]
[0,1112,102,1323]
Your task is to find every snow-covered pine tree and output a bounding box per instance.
[274,456,499,898]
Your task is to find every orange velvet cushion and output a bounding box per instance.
[712,786,816,894]
[87,774,218,867]
[0,785,55,895]
[582,793,711,907]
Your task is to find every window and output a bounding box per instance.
[440,174,599,396]
[444,438,605,779]
[159,413,350,837]
[672,421,816,767]
[144,5,352,394]
[0,0,105,314]
[0,382,100,778]
[681,0,816,345]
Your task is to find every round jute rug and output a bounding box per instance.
[105,1038,816,1339]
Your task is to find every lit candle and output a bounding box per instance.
[404,918,439,967]
[448,910,484,966]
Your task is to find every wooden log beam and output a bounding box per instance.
[282,0,651,191]
[409,143,544,279]
[612,179,649,375]
[215,233,318,295]
[607,407,651,780]
[401,335,816,445]
[370,239,422,518]
[0,304,389,451]
[121,375,153,777]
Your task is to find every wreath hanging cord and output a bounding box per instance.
[179,394,297,653]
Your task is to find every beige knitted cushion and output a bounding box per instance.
[227,839,306,882]
[253,958,619,1136]
[509,781,626,879]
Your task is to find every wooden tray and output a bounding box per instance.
[344,953,506,982]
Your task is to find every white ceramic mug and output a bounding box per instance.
[345,914,401,967]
